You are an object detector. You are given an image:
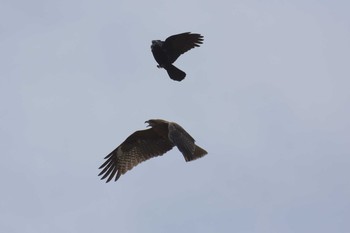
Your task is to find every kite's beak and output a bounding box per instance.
[145,120,150,127]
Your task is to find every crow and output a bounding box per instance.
[151,32,203,81]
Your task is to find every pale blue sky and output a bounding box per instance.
[1,0,349,232]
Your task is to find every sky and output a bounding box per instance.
[1,0,350,232]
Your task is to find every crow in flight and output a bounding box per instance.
[151,32,204,81]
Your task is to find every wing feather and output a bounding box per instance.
[98,128,174,182]
[168,122,208,162]
[168,122,197,161]
[164,32,204,63]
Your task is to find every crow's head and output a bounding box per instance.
[151,40,163,49]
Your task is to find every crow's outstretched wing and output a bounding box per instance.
[164,32,204,63]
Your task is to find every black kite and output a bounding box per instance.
[98,119,207,182]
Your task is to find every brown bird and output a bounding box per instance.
[98,119,208,182]
[151,32,204,81]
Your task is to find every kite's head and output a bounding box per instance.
[145,119,168,127]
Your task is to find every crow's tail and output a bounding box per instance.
[165,64,186,81]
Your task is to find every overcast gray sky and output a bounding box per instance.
[1,0,349,232]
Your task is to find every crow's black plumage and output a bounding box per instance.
[151,32,203,81]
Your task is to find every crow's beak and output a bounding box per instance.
[145,120,150,127]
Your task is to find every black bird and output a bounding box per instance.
[151,32,204,81]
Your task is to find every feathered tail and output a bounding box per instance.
[184,145,208,162]
[165,64,186,81]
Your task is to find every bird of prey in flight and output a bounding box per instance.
[151,32,204,81]
[98,119,207,182]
